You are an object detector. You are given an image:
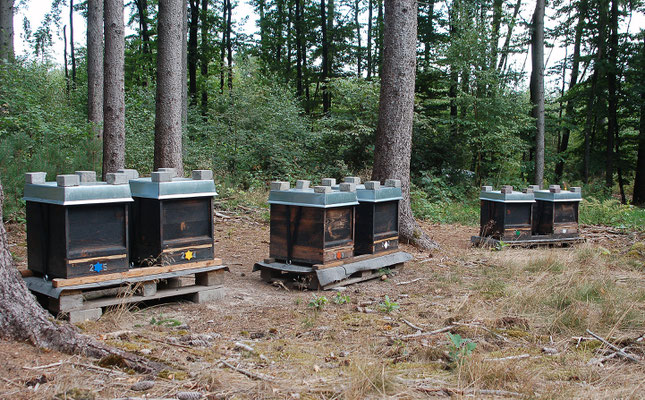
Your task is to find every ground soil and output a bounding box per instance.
[1,212,644,399]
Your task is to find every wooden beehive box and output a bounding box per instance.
[533,185,582,238]
[353,179,402,255]
[24,171,132,279]
[479,185,535,241]
[268,180,358,265]
[129,169,217,266]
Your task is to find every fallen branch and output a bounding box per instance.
[401,325,455,340]
[416,386,524,398]
[586,330,642,364]
[396,278,425,285]
[219,359,275,382]
[23,361,64,370]
[401,319,424,332]
[484,354,530,362]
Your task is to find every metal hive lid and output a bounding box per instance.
[479,190,535,203]
[268,188,359,208]
[129,177,218,200]
[355,186,403,202]
[534,190,582,202]
[24,182,133,206]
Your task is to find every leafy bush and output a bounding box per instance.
[580,198,645,231]
[411,187,479,225]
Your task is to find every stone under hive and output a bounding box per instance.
[129,169,218,266]
[479,185,535,241]
[24,171,133,279]
[532,185,582,238]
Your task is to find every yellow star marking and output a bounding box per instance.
[185,250,194,261]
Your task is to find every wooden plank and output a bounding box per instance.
[68,253,127,264]
[313,248,400,270]
[52,258,223,288]
[161,243,213,253]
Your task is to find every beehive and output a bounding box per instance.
[533,185,582,238]
[129,169,217,266]
[268,180,359,265]
[479,185,535,241]
[353,179,402,255]
[24,171,132,279]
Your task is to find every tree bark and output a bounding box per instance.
[0,182,163,374]
[490,0,502,73]
[64,25,70,93]
[87,0,103,141]
[154,0,184,175]
[226,0,232,91]
[321,0,330,113]
[355,0,361,77]
[70,0,76,85]
[555,0,586,182]
[497,0,521,73]
[103,0,126,179]
[376,0,383,76]
[182,0,188,132]
[134,0,150,54]
[606,0,618,188]
[0,0,13,63]
[220,0,227,94]
[530,0,545,187]
[200,0,209,116]
[367,0,372,79]
[188,0,199,103]
[296,0,303,96]
[633,36,645,206]
[372,0,438,250]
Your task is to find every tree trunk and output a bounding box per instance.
[220,0,227,94]
[355,0,361,77]
[70,0,76,85]
[530,0,545,187]
[321,0,330,113]
[64,25,70,93]
[226,0,232,91]
[182,0,188,132]
[497,0,521,72]
[200,0,208,116]
[490,0,502,73]
[422,0,435,67]
[372,0,438,250]
[103,0,126,179]
[0,0,13,63]
[367,0,372,79]
[606,0,618,188]
[134,0,150,54]
[188,0,199,103]
[296,0,303,96]
[555,0,586,182]
[376,0,383,76]
[0,182,163,374]
[154,0,184,175]
[633,37,645,206]
[87,0,103,141]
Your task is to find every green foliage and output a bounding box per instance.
[446,332,477,366]
[308,294,329,311]
[378,295,399,313]
[579,198,645,231]
[333,293,350,305]
[411,188,479,225]
[150,315,182,327]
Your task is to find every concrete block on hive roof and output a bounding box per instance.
[157,168,177,177]
[296,180,311,189]
[118,169,140,180]
[25,172,47,184]
[527,185,540,191]
[314,185,332,193]
[385,179,401,188]
[365,181,381,190]
[270,181,290,191]
[570,187,582,193]
[481,185,493,192]
[192,170,213,181]
[321,178,336,186]
[500,185,514,194]
[56,174,80,187]
[75,171,97,183]
[151,171,173,183]
[344,176,361,184]
[340,182,356,192]
[106,172,128,185]
[523,187,534,194]
[549,185,561,193]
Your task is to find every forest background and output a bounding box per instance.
[1,0,644,230]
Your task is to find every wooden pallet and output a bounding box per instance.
[471,235,585,248]
[253,251,412,290]
[24,260,229,323]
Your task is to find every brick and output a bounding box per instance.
[75,171,96,183]
[481,185,493,192]
[296,180,310,189]
[500,185,514,194]
[314,185,331,193]
[25,172,47,184]
[321,178,336,186]
[56,174,80,187]
[270,181,290,191]
[68,308,103,324]
[151,171,173,183]
[549,185,561,193]
[385,179,401,188]
[157,167,177,177]
[570,187,582,193]
[339,182,356,192]
[192,169,213,180]
[344,176,361,184]
[106,172,128,185]
[192,287,226,304]
[117,168,140,180]
[365,181,381,190]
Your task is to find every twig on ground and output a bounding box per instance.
[219,359,275,382]
[484,354,531,362]
[74,362,130,375]
[23,361,64,370]
[416,386,524,398]
[586,330,642,364]
[235,341,270,362]
[0,376,22,388]
[401,319,424,332]
[396,278,425,285]
[401,325,455,340]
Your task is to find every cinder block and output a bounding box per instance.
[52,293,84,312]
[106,172,128,185]
[321,178,336,186]
[385,179,401,188]
[339,182,356,192]
[523,187,534,193]
[192,169,213,180]
[75,171,97,183]
[365,181,381,190]
[151,171,173,183]
[192,287,226,304]
[157,167,177,177]
[527,184,541,191]
[501,185,514,194]
[68,308,103,324]
[196,270,224,286]
[117,168,140,180]
[481,185,493,192]
[344,176,361,184]
[25,172,47,184]
[549,184,561,193]
[314,185,332,193]
[56,174,80,187]
[270,181,290,191]
[296,180,310,189]
[140,282,157,297]
[570,187,582,193]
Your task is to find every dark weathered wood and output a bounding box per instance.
[534,200,579,237]
[355,201,399,255]
[479,200,533,241]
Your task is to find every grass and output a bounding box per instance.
[579,198,645,231]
